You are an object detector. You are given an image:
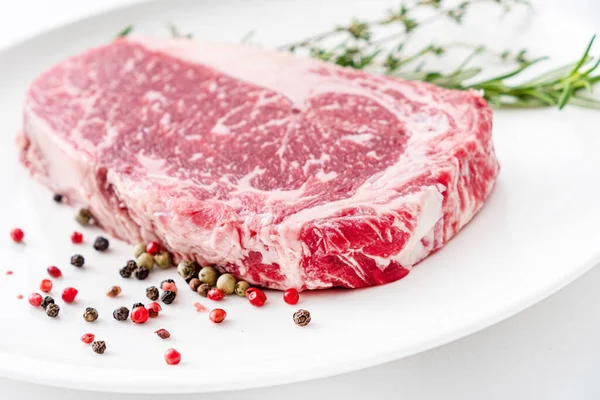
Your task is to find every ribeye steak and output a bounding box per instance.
[19,38,499,290]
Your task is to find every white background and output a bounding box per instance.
[0,1,599,399]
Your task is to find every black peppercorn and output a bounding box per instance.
[92,341,106,355]
[53,194,63,203]
[119,266,132,278]
[71,254,85,267]
[75,208,93,225]
[293,309,311,327]
[41,296,55,310]
[197,283,211,297]
[134,266,149,280]
[46,303,60,318]
[83,307,99,322]
[146,286,159,301]
[126,260,137,269]
[161,290,176,305]
[93,236,109,252]
[113,306,129,321]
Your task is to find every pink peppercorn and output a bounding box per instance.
[283,288,299,305]
[62,287,78,303]
[164,348,181,365]
[146,241,160,256]
[207,288,225,301]
[47,266,62,278]
[209,308,227,323]
[28,293,42,307]
[131,306,149,324]
[71,231,83,244]
[81,333,95,344]
[40,279,53,293]
[10,228,24,243]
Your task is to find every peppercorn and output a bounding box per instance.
[209,308,227,324]
[71,254,85,268]
[71,231,83,244]
[92,341,106,355]
[10,228,24,243]
[146,286,159,301]
[47,266,62,278]
[234,281,250,297]
[161,290,176,305]
[81,333,95,344]
[40,279,53,293]
[61,287,78,303]
[133,243,146,258]
[161,281,177,293]
[146,241,160,256]
[164,348,181,365]
[207,288,225,301]
[93,236,109,252]
[28,293,43,307]
[154,251,171,269]
[161,278,175,285]
[46,303,60,318]
[148,308,158,318]
[106,286,122,298]
[130,306,149,324]
[216,273,236,295]
[134,266,150,280]
[198,266,219,286]
[132,302,144,309]
[75,208,93,225]
[119,266,132,278]
[126,259,137,269]
[41,296,54,309]
[177,260,199,281]
[137,253,154,270]
[148,302,162,317]
[53,194,63,203]
[113,306,129,321]
[283,288,300,305]
[293,309,311,327]
[83,307,98,322]
[247,288,267,307]
[189,278,201,292]
[197,283,211,297]
[155,328,170,339]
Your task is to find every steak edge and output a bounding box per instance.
[19,38,499,290]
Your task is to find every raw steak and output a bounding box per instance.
[19,38,499,290]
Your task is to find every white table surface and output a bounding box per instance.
[1,0,599,399]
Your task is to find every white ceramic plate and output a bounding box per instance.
[0,0,599,394]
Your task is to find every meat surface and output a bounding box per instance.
[19,38,499,290]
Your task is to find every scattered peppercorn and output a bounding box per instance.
[81,333,95,344]
[146,286,159,301]
[209,308,227,323]
[234,281,250,297]
[10,228,24,243]
[132,302,145,309]
[41,296,54,309]
[247,288,267,307]
[16,294,23,300]
[46,303,60,318]
[177,260,199,281]
[148,308,158,318]
[93,236,109,252]
[133,243,146,258]
[161,281,177,293]
[113,307,129,321]
[193,302,207,312]
[71,231,83,244]
[40,279,53,293]
[161,278,175,285]
[154,251,171,269]
[92,341,106,355]
[131,306,149,324]
[146,241,160,256]
[207,288,225,301]
[198,266,219,286]
[216,274,236,295]
[75,208,93,225]
[136,253,154,270]
[106,286,122,298]
[47,266,62,278]
[28,293,43,307]
[71,254,85,268]
[134,266,150,280]
[61,287,78,303]
[293,309,311,327]
[6,270,13,276]
[148,302,162,318]
[189,278,201,292]
[283,288,300,305]
[164,348,181,365]
[155,329,170,339]
[197,283,211,297]
[119,266,133,278]
[161,290,177,305]
[83,307,98,322]
[126,260,137,269]
[53,194,63,203]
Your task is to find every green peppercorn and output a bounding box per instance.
[133,243,146,258]
[83,307,98,322]
[197,283,211,297]
[75,208,93,225]
[198,266,219,286]
[234,281,251,297]
[177,260,198,280]
[154,251,172,269]
[137,253,154,270]
[216,273,236,295]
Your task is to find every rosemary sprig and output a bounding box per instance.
[282,0,600,109]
